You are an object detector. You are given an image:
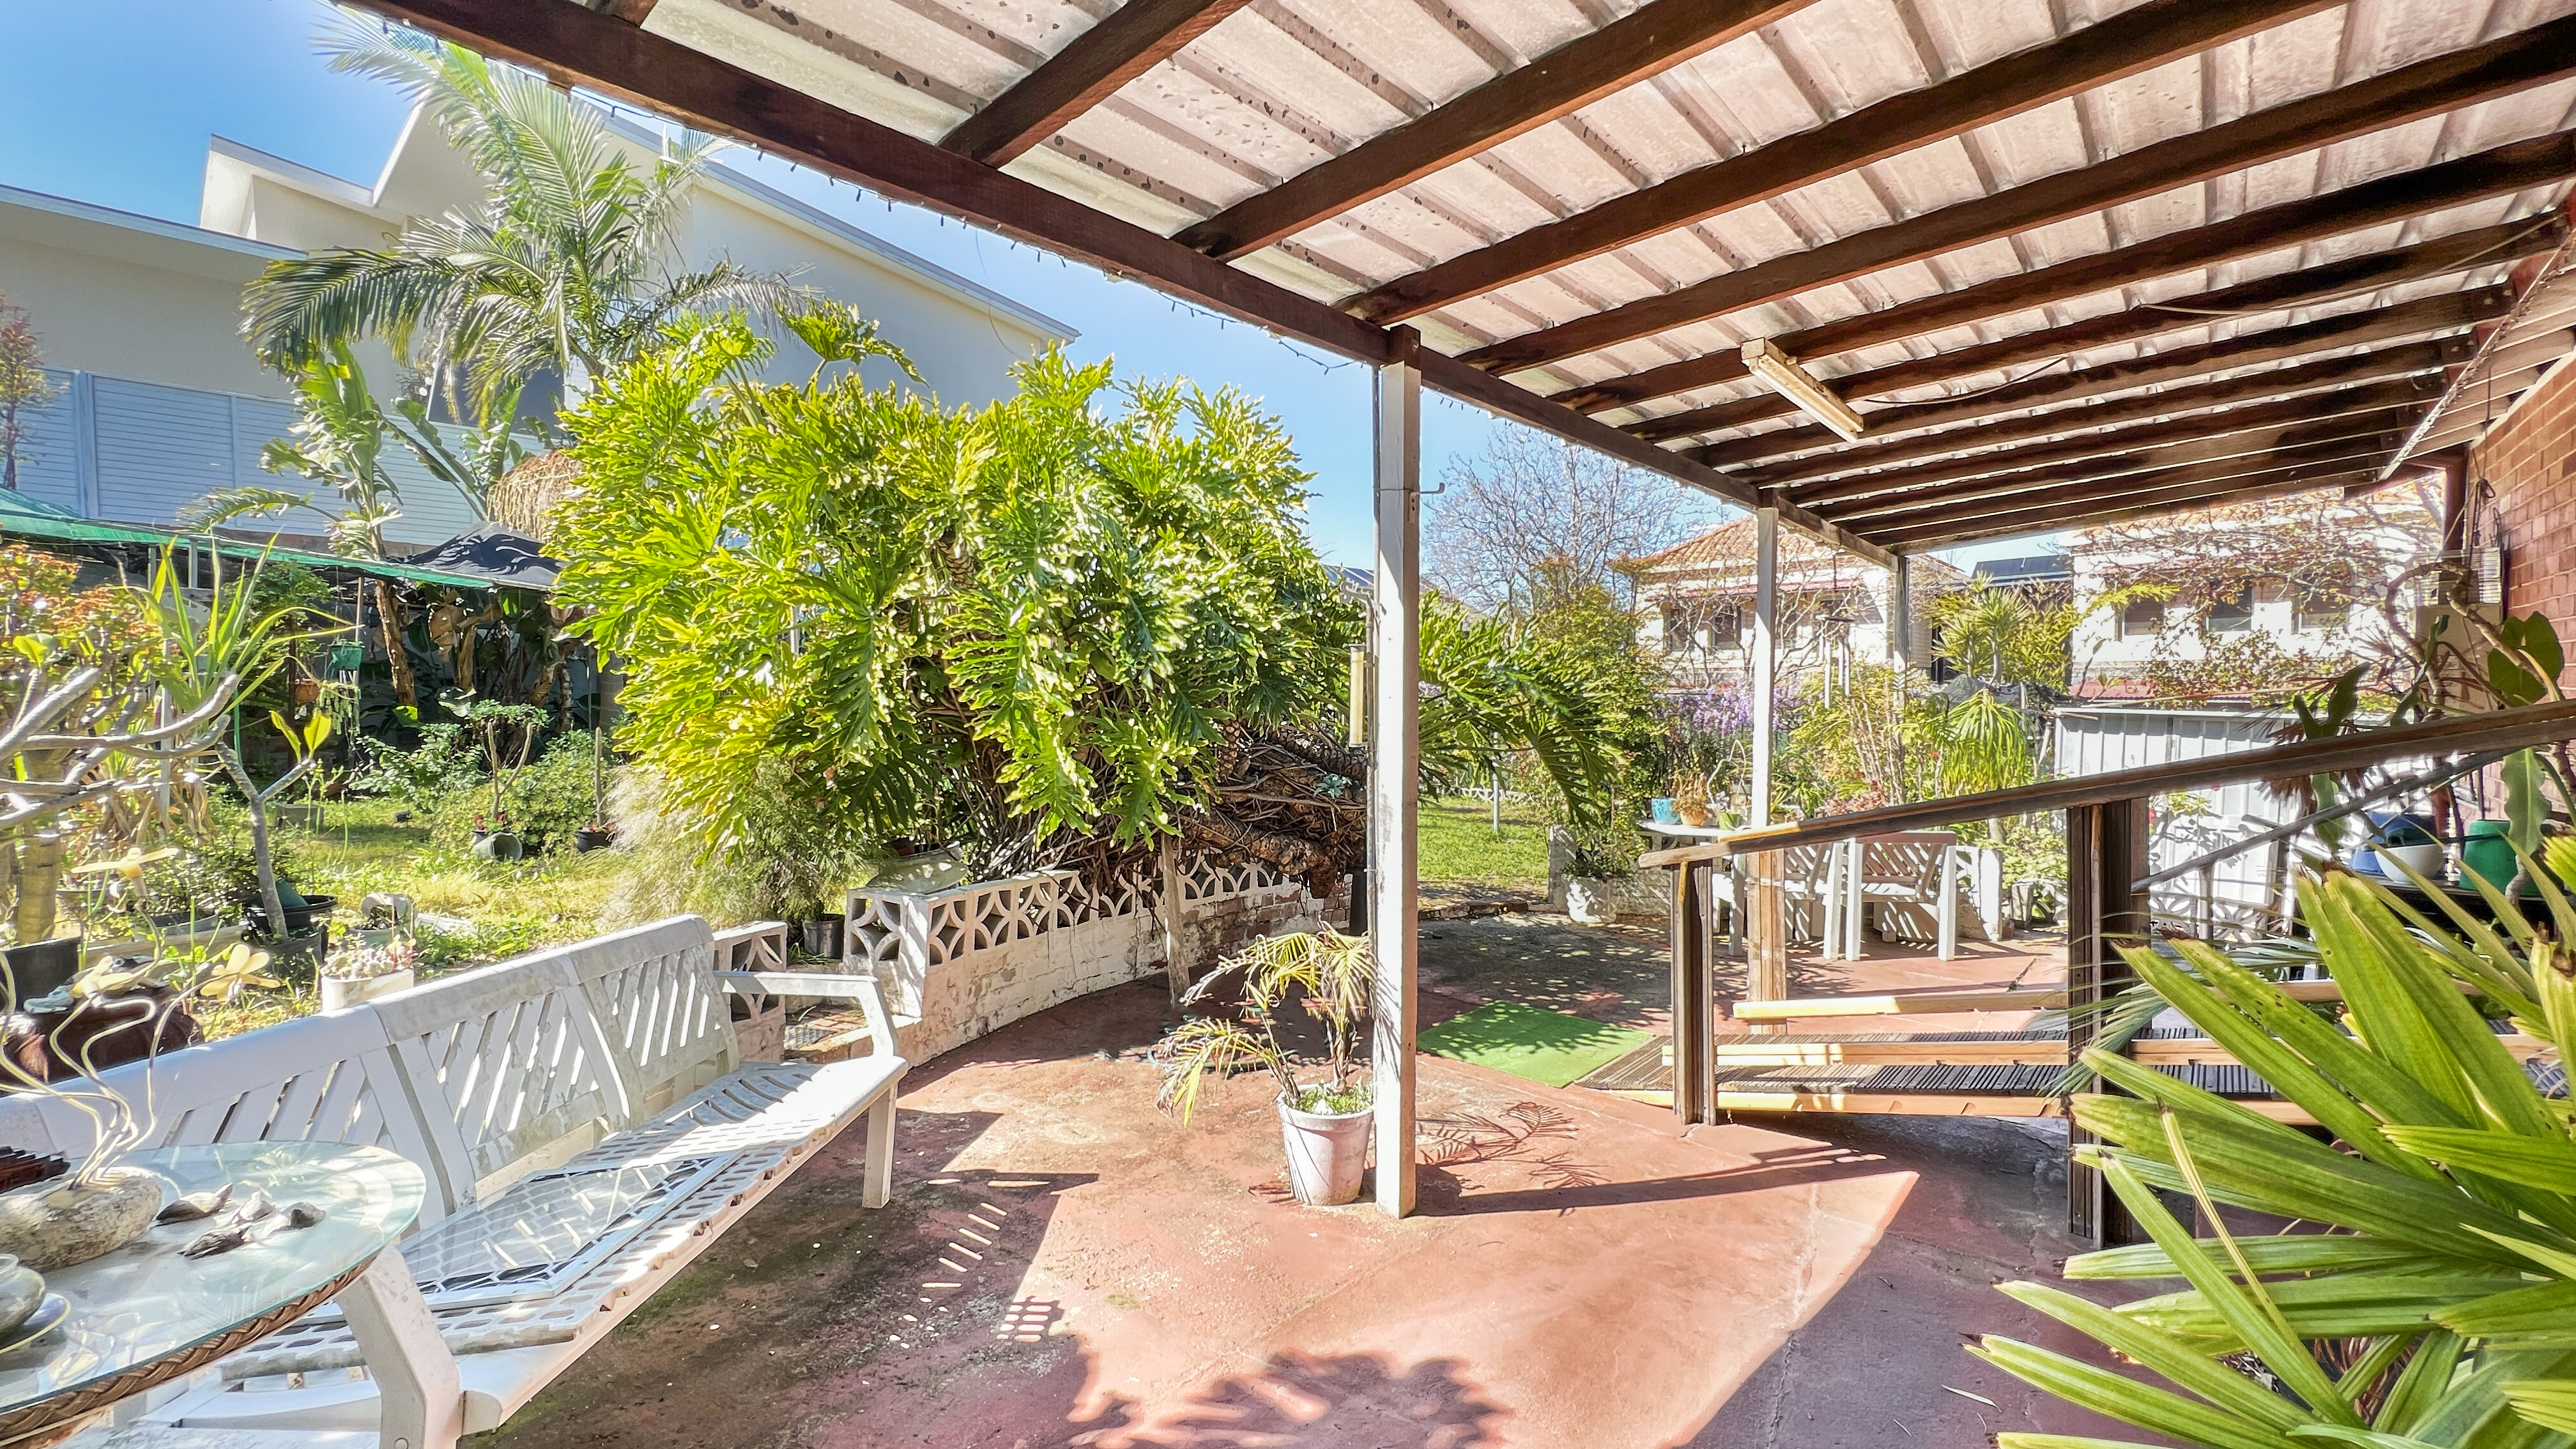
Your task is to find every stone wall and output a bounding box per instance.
[844,856,1339,1060]
[2483,356,2576,634]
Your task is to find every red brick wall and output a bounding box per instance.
[2485,357,2576,627]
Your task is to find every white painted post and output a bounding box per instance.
[1888,553,1913,671]
[1160,835,1186,1000]
[1750,507,1779,827]
[1370,334,1422,1220]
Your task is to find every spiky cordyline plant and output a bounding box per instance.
[1974,866,2576,1448]
[1156,930,1374,1122]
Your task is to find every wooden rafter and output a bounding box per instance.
[1607,225,2552,436]
[941,0,1258,166]
[1823,402,2421,521]
[1549,135,2576,414]
[1664,291,2498,456]
[1863,448,2398,549]
[1807,398,2426,519]
[1710,340,2461,478]
[1459,17,2576,374]
[1342,0,2340,325]
[328,0,1897,565]
[1174,0,1817,261]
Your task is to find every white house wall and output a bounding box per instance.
[0,187,291,399]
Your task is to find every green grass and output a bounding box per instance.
[193,796,624,1041]
[1416,798,1551,893]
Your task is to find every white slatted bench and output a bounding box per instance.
[0,917,905,1445]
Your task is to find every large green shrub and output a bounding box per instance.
[1979,867,2576,1446]
[553,313,1351,879]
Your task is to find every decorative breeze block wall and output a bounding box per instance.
[847,855,1343,1059]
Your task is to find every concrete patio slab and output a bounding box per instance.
[475,979,2121,1448]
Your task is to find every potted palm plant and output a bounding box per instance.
[1156,930,1374,1206]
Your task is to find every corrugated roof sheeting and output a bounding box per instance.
[410,0,2576,549]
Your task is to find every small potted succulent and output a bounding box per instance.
[1155,930,1374,1206]
[320,935,421,1013]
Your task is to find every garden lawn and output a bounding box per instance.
[192,797,623,1042]
[1416,797,1550,896]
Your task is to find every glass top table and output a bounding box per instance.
[0,1141,425,1439]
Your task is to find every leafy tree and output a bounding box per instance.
[1425,427,1716,616]
[0,291,63,493]
[240,23,796,422]
[554,312,1349,878]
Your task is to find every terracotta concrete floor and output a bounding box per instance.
[479,976,2135,1449]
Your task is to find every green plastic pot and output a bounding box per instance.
[2459,820,2520,894]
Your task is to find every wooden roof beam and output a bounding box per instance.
[1657,289,2499,456]
[940,0,1259,167]
[1864,456,2394,551]
[1554,146,2576,415]
[1344,0,2340,325]
[1600,221,2554,434]
[1175,0,1818,261]
[1460,16,2576,374]
[1719,340,2460,481]
[1819,405,2419,525]
[329,0,1893,566]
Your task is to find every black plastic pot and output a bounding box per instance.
[573,825,615,854]
[799,915,844,960]
[245,894,335,941]
[2,936,81,1003]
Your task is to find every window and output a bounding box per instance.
[2292,584,2349,632]
[1661,602,1699,653]
[2118,597,2166,639]
[2205,583,2253,634]
[1706,602,1744,650]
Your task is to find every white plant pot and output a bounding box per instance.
[1566,877,1613,925]
[321,969,416,1013]
[1277,1094,1373,1206]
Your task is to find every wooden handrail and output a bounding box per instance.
[1638,698,2576,870]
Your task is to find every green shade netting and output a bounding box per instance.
[1416,1000,1653,1089]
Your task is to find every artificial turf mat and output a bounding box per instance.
[1416,1000,1655,1089]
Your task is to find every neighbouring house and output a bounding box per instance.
[2063,490,2443,703]
[1632,518,1965,694]
[1972,553,2075,598]
[0,109,1071,550]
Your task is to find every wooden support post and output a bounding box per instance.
[2065,797,2150,1246]
[1746,848,1788,1037]
[1751,507,1778,827]
[1668,861,1715,1123]
[1370,331,1422,1219]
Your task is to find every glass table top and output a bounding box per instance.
[0,1141,425,1417]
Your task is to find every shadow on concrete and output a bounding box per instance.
[1075,1348,1509,1448]
[1418,1141,1899,1218]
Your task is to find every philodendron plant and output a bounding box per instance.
[1975,867,2576,1447]
[1156,929,1374,1121]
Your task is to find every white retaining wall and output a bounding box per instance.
[846,855,1342,1059]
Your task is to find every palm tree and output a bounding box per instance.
[241,22,797,424]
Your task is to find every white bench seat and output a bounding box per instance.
[4,917,905,1446]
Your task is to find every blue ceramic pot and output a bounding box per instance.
[1649,797,1679,825]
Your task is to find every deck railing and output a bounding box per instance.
[1639,696,2576,1242]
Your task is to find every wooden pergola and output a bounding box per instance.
[341,0,2576,1216]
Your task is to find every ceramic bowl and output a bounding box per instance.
[2379,843,2448,880]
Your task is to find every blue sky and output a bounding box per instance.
[0,0,2038,570]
